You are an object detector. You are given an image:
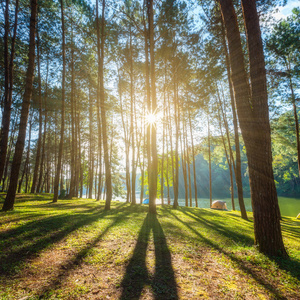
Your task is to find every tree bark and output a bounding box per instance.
[0,0,19,183]
[147,0,157,214]
[31,26,42,193]
[219,0,287,256]
[97,0,112,210]
[53,0,66,203]
[208,116,212,207]
[180,118,188,206]
[188,109,198,207]
[2,0,37,211]
[37,58,49,193]
[18,118,32,193]
[221,18,247,219]
[130,28,136,205]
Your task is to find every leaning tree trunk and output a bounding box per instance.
[221,18,247,219]
[53,0,66,203]
[219,0,287,257]
[2,0,37,211]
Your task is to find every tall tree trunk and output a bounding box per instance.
[161,72,166,206]
[208,116,212,207]
[31,27,42,193]
[219,0,286,256]
[167,95,174,206]
[217,106,235,210]
[185,120,192,207]
[37,61,49,193]
[130,28,136,205]
[173,81,179,209]
[180,119,188,206]
[147,0,157,214]
[188,109,198,207]
[0,0,19,183]
[285,59,300,177]
[221,18,247,219]
[18,117,32,193]
[2,0,37,211]
[75,109,80,197]
[97,0,112,209]
[89,89,94,199]
[53,0,66,203]
[2,114,17,191]
[140,108,146,204]
[69,18,76,198]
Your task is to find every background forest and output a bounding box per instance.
[0,0,299,207]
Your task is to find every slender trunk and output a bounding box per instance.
[80,146,83,198]
[31,26,42,193]
[130,29,136,205]
[161,78,166,206]
[37,58,49,193]
[208,116,212,207]
[173,81,179,209]
[100,0,112,209]
[147,0,157,214]
[89,89,94,199]
[18,118,32,193]
[0,0,19,183]
[69,19,76,198]
[96,49,102,204]
[167,95,173,205]
[2,115,18,191]
[285,59,300,177]
[188,109,198,207]
[217,107,235,210]
[180,119,188,206]
[140,110,145,204]
[74,109,80,197]
[53,0,66,202]
[166,119,170,205]
[185,119,192,207]
[2,0,37,211]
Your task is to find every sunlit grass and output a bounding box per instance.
[0,195,299,299]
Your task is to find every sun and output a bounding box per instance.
[145,112,157,125]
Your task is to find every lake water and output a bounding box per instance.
[112,196,300,218]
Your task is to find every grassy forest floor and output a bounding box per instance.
[0,194,299,300]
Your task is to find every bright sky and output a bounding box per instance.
[274,0,299,19]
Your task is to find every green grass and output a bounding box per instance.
[0,194,299,299]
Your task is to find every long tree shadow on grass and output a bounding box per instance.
[184,208,300,282]
[165,208,294,299]
[0,203,128,275]
[180,208,254,246]
[120,213,178,300]
[37,205,140,299]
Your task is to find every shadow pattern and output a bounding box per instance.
[120,213,178,300]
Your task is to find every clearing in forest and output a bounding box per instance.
[0,194,299,299]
